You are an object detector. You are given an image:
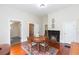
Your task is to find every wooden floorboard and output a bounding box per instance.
[10,42,29,55]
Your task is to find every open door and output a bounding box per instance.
[10,21,21,45]
[45,24,48,37]
[29,24,34,37]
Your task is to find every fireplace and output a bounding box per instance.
[47,30,60,42]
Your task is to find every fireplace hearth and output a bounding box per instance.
[47,30,60,42]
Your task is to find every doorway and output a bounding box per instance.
[10,21,21,45]
[29,23,34,37]
[45,24,48,37]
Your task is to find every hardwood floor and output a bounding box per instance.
[1,41,78,55]
[10,41,60,55]
[10,41,71,55]
[10,42,29,55]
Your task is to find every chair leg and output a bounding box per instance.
[37,43,40,52]
[44,42,46,52]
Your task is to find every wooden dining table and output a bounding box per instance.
[28,36,48,52]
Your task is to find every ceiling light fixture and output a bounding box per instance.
[40,4,45,8]
[37,3,47,8]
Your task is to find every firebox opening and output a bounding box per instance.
[47,30,60,42]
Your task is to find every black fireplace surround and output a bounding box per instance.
[46,30,60,42]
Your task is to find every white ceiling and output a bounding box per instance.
[5,4,72,16]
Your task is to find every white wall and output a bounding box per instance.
[48,5,79,43]
[1,5,79,44]
[40,16,48,35]
[0,5,41,44]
